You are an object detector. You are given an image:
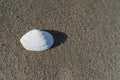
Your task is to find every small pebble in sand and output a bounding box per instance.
[20,29,54,51]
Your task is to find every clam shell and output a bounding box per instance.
[20,29,54,51]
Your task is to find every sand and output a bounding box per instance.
[0,0,120,80]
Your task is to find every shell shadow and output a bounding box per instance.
[43,30,67,48]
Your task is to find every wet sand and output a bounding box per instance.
[0,0,120,80]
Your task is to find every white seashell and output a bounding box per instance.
[20,29,54,51]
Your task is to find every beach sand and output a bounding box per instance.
[0,0,120,80]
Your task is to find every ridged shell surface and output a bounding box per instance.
[20,29,54,51]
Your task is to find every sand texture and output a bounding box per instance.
[0,0,120,80]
